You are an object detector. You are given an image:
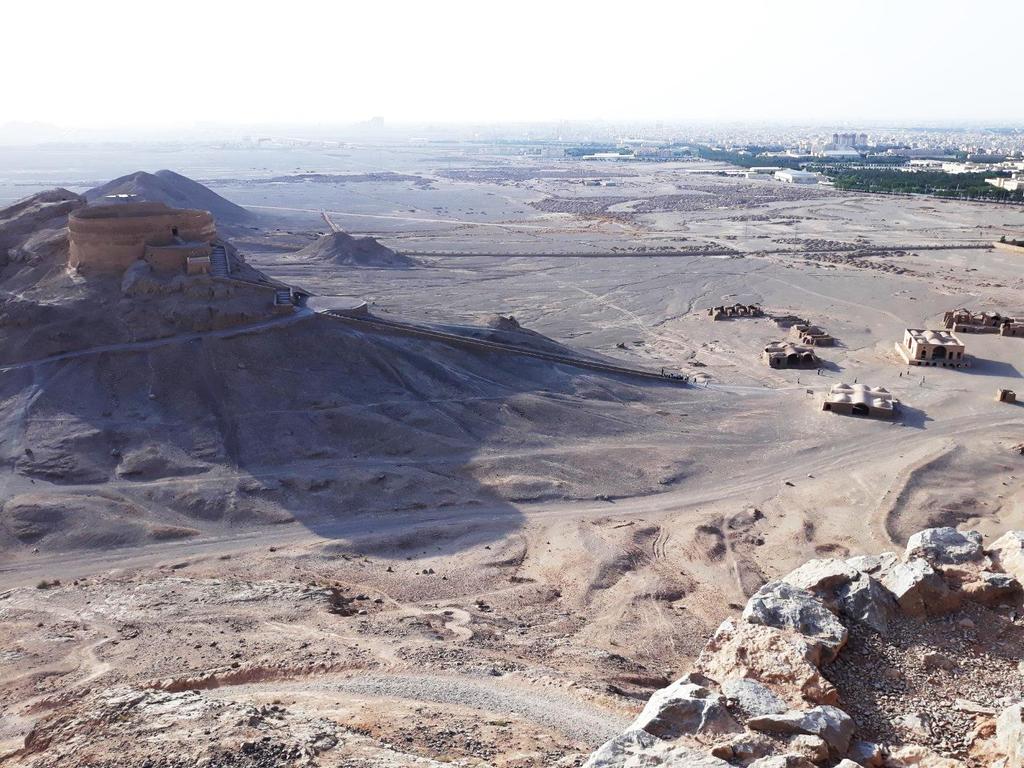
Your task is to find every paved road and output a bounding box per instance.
[320,210,341,233]
[249,204,556,231]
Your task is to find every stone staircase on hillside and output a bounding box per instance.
[210,244,230,277]
[273,287,294,312]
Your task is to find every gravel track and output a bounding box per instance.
[209,673,632,745]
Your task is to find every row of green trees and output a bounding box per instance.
[693,146,806,170]
[828,169,1024,201]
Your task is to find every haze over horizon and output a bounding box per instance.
[6,0,1024,135]
[6,2,1024,765]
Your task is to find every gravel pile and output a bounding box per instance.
[825,601,1024,763]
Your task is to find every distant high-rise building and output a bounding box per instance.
[824,131,869,151]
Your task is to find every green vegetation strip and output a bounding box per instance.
[827,169,1023,201]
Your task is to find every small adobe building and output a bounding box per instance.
[789,323,835,346]
[944,308,1024,337]
[68,202,217,275]
[762,341,820,369]
[895,329,967,368]
[822,383,896,419]
[708,303,763,320]
[943,308,1005,334]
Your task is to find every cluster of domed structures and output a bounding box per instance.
[822,383,896,419]
[762,340,821,369]
[895,328,967,368]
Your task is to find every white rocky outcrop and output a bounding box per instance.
[905,527,984,565]
[997,703,1023,768]
[585,527,1024,768]
[991,531,1024,584]
[783,558,862,593]
[746,757,815,767]
[584,729,732,767]
[885,744,964,767]
[630,680,741,739]
[879,558,959,618]
[695,620,838,707]
[963,570,1022,605]
[747,705,855,755]
[721,677,788,717]
[782,557,896,633]
[742,581,848,664]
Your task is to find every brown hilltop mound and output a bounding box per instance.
[0,183,682,558]
[85,170,251,226]
[292,231,417,268]
[0,315,684,554]
[0,189,84,271]
[0,181,287,363]
[487,314,524,332]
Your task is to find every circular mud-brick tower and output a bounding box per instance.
[68,202,216,274]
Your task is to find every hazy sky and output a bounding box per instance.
[5,0,1022,129]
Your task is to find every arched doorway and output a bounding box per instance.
[932,346,947,359]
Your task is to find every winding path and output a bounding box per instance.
[205,673,630,744]
[0,309,315,374]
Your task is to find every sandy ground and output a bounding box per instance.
[2,146,1024,766]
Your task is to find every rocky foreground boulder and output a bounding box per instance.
[585,526,1024,768]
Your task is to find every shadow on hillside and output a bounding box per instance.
[9,311,688,560]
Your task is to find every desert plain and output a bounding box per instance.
[1,143,1023,766]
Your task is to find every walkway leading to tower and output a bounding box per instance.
[320,311,690,386]
[210,244,230,277]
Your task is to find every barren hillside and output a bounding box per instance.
[86,170,253,226]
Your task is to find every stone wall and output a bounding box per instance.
[68,203,216,273]
[144,243,212,274]
[994,241,1024,255]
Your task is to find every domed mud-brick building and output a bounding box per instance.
[68,202,217,275]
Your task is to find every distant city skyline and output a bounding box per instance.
[6,0,1024,130]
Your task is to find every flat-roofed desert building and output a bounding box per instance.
[774,169,820,184]
[790,323,835,346]
[943,308,1000,332]
[822,383,896,419]
[708,303,763,320]
[763,341,820,369]
[895,329,967,368]
[943,308,1024,337]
